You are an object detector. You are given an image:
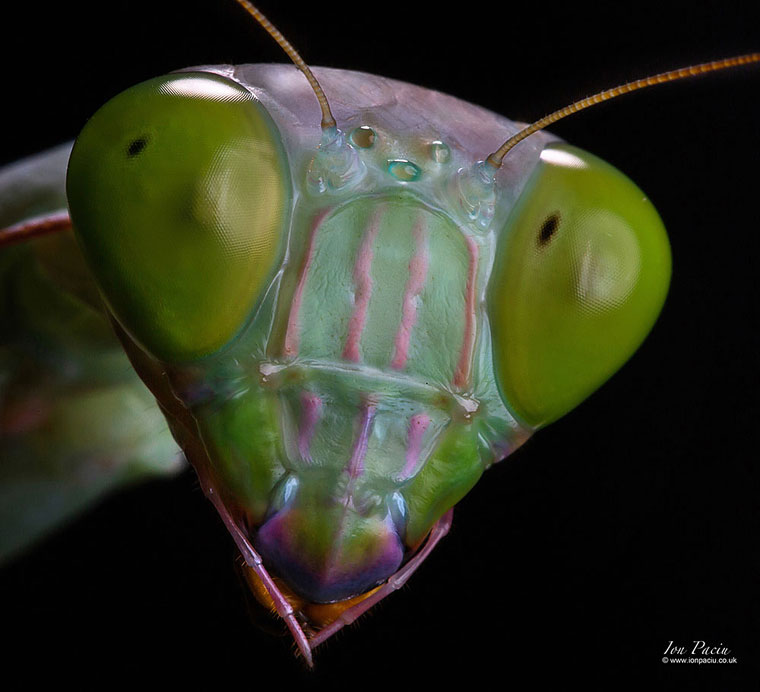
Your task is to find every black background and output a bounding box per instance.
[1,1,758,688]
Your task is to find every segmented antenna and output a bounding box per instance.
[234,0,337,130]
[486,53,760,168]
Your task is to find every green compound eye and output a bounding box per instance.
[489,143,671,427]
[67,72,291,362]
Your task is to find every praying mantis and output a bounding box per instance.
[1,0,757,684]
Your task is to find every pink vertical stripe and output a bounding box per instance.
[342,207,383,362]
[346,400,377,479]
[297,392,323,462]
[390,216,429,370]
[283,209,330,358]
[399,413,431,479]
[453,236,479,389]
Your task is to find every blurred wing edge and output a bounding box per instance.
[0,144,185,565]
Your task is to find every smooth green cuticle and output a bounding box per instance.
[402,424,483,546]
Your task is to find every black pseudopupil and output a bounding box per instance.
[538,213,560,246]
[127,137,148,157]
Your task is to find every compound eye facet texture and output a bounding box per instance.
[67,71,291,362]
[489,143,672,427]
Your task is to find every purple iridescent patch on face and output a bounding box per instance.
[255,501,404,603]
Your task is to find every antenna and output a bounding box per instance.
[486,53,760,169]
[232,1,363,192]
[233,0,337,130]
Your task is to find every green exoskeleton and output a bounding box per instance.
[1,1,757,669]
